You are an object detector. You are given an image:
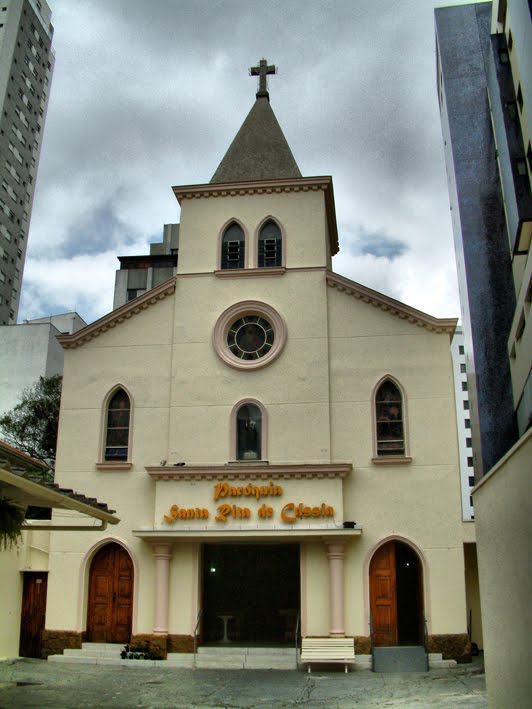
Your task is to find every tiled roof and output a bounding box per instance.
[0,441,117,522]
[210,97,301,183]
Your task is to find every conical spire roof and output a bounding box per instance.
[210,61,301,184]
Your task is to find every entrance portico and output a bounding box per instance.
[136,527,359,645]
[133,461,360,646]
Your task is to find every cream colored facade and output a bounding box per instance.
[38,153,474,662]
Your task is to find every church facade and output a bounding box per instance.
[43,65,472,663]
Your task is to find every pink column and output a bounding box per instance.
[152,542,173,635]
[326,541,346,637]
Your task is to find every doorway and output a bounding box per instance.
[19,571,48,657]
[369,540,424,646]
[87,543,133,643]
[202,544,300,644]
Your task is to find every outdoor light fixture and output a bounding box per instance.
[210,565,217,573]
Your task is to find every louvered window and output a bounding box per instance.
[221,223,244,269]
[258,220,282,268]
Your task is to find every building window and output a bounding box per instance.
[213,300,287,371]
[516,158,527,176]
[460,363,466,373]
[221,222,245,269]
[467,457,474,468]
[466,437,472,447]
[463,400,470,410]
[104,388,131,461]
[375,379,406,457]
[517,84,523,112]
[458,345,464,354]
[465,418,471,429]
[257,219,282,268]
[236,403,262,461]
[462,381,468,391]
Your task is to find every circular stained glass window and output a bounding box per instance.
[213,301,287,370]
[227,316,274,360]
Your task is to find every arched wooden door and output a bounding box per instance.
[87,543,133,643]
[370,541,424,646]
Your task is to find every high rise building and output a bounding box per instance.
[435,0,531,478]
[435,1,531,706]
[0,0,54,326]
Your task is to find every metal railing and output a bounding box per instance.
[193,607,203,669]
[294,611,301,668]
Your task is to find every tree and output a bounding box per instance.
[0,374,62,471]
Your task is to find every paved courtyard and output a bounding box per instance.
[0,657,487,709]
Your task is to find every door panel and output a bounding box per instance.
[19,572,48,657]
[370,542,397,646]
[87,544,133,643]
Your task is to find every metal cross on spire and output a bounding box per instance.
[249,58,277,99]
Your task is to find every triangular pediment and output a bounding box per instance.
[327,272,457,334]
[57,277,176,349]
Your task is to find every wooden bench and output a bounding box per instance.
[300,637,356,673]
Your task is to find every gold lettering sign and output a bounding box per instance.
[281,502,334,524]
[214,481,283,501]
[164,504,209,522]
[162,481,334,525]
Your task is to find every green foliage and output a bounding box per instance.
[0,496,26,550]
[0,374,62,472]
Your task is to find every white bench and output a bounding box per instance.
[300,637,356,673]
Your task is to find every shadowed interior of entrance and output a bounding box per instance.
[202,544,300,644]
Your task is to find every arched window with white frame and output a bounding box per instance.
[104,388,131,462]
[221,222,245,269]
[257,219,282,268]
[374,378,407,458]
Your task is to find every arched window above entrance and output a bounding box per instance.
[103,387,131,462]
[257,219,282,268]
[221,222,245,269]
[373,378,410,462]
[231,399,267,462]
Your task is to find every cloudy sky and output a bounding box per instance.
[19,0,479,325]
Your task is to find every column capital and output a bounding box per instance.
[151,542,173,560]
[325,541,346,559]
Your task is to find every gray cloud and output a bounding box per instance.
[348,232,410,261]
[19,0,481,324]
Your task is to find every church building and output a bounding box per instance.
[43,61,474,667]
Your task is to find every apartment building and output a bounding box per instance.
[0,0,54,325]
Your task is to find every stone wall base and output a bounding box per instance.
[428,633,471,663]
[354,636,371,654]
[167,634,194,653]
[130,634,168,659]
[41,630,82,659]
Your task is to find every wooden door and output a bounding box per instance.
[19,572,48,657]
[370,542,397,646]
[87,543,133,643]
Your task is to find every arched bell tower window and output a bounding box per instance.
[258,220,282,268]
[221,222,245,269]
[104,388,131,461]
[374,378,406,457]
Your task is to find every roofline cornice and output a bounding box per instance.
[57,277,177,350]
[172,176,339,256]
[326,272,457,335]
[146,462,352,481]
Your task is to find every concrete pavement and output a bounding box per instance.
[0,656,487,708]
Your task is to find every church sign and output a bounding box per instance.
[160,479,338,527]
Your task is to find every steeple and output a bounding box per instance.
[210,58,302,184]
